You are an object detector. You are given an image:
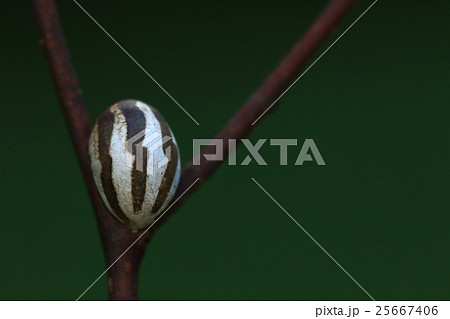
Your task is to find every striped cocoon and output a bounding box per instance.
[89,99,181,230]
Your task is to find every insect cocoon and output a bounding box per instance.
[89,99,181,230]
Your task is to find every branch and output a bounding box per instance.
[30,0,147,300]
[152,0,357,229]
[31,0,356,300]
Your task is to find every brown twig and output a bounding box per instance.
[152,0,357,229]
[30,0,147,300]
[31,0,356,300]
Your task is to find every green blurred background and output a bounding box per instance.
[1,0,449,300]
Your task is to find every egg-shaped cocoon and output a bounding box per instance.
[89,99,180,230]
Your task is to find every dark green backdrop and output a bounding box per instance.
[1,0,449,300]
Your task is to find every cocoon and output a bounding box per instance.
[89,99,180,230]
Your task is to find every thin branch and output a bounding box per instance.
[31,0,356,300]
[152,0,357,229]
[30,0,146,300]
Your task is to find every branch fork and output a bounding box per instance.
[30,0,356,300]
